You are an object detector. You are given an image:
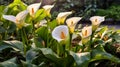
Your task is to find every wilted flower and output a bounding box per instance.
[66,17,82,33]
[52,25,69,42]
[27,3,41,18]
[3,10,28,29]
[35,19,47,28]
[43,5,54,17]
[56,11,72,24]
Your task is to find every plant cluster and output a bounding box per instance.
[0,0,120,67]
[96,4,120,21]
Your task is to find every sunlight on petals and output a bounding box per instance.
[16,10,28,21]
[27,3,41,17]
[52,25,69,42]
[81,26,92,38]
[3,15,16,23]
[56,11,72,24]
[90,16,105,25]
[3,10,28,29]
[43,5,54,17]
[66,17,82,33]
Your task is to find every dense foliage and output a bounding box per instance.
[0,0,120,67]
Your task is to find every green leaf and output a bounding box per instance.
[26,49,38,63]
[21,60,37,67]
[0,40,24,53]
[34,48,61,65]
[36,26,48,43]
[4,0,27,15]
[48,19,58,30]
[96,26,108,35]
[35,9,44,19]
[91,45,120,63]
[8,0,27,10]
[69,51,90,67]
[7,23,16,33]
[0,57,17,67]
[0,26,6,33]
[35,12,46,22]
[0,5,6,18]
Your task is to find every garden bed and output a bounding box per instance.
[0,0,120,67]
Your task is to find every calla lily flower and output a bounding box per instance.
[90,16,105,25]
[81,26,92,38]
[79,26,92,45]
[3,10,28,29]
[35,19,47,28]
[43,5,54,17]
[56,11,72,24]
[90,16,105,31]
[66,17,82,33]
[27,3,41,18]
[52,25,69,42]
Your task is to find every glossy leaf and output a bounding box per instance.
[7,23,16,33]
[0,40,24,53]
[91,45,120,63]
[36,26,48,43]
[34,48,61,65]
[69,51,90,67]
[35,9,44,19]
[48,19,58,30]
[26,49,38,63]
[21,60,37,67]
[0,57,17,67]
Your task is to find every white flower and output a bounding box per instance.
[66,17,82,33]
[3,10,28,29]
[35,19,47,28]
[56,11,72,24]
[81,26,92,38]
[27,3,41,17]
[43,5,54,17]
[90,16,105,25]
[52,25,69,42]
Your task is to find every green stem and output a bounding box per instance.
[69,33,72,50]
[23,28,28,45]
[89,31,95,50]
[63,44,66,57]
[32,20,36,47]
[57,44,60,56]
[21,29,26,55]
[46,18,50,48]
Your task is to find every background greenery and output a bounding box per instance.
[1,0,120,21]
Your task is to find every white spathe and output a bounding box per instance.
[3,10,28,28]
[90,16,105,25]
[27,3,41,17]
[43,5,54,16]
[56,11,72,24]
[52,25,69,42]
[81,26,92,38]
[66,17,82,33]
